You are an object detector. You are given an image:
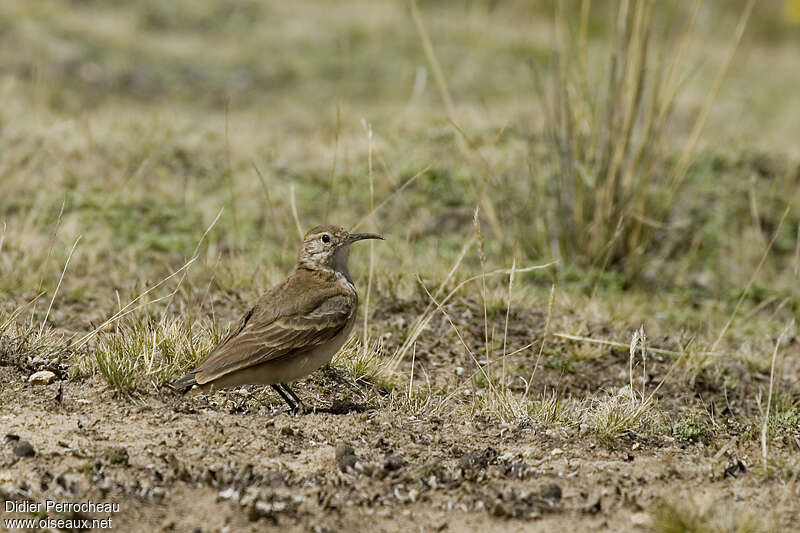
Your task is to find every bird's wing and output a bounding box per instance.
[193,279,355,384]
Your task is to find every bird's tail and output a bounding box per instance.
[168,372,198,394]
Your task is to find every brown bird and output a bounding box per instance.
[171,225,383,412]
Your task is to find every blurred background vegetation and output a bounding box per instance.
[0,0,798,334]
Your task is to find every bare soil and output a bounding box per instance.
[2,303,799,532]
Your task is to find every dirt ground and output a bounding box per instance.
[3,304,799,533]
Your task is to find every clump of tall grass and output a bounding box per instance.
[0,316,75,376]
[527,390,580,426]
[332,336,395,392]
[582,384,660,441]
[74,316,217,393]
[579,326,665,440]
[526,0,754,277]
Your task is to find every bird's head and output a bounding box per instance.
[297,225,383,274]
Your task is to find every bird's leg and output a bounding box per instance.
[270,384,296,411]
[279,383,309,414]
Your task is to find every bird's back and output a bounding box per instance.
[172,267,357,390]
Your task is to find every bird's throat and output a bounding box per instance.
[332,246,353,284]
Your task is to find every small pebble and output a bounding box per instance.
[335,444,357,472]
[540,483,562,500]
[335,444,354,460]
[28,370,56,385]
[218,487,240,502]
[631,512,651,527]
[13,440,36,458]
[460,447,497,471]
[383,452,406,472]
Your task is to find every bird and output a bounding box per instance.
[171,224,383,412]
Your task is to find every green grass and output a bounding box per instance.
[672,414,711,444]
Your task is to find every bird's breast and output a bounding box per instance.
[263,311,357,384]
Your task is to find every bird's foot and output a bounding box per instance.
[272,384,314,415]
[290,402,314,415]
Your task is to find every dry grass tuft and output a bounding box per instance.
[525,0,755,276]
[332,336,394,392]
[579,327,663,440]
[649,496,770,533]
[74,316,216,393]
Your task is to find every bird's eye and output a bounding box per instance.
[321,234,330,243]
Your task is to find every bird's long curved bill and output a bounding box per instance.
[346,232,383,243]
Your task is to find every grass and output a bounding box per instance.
[649,496,771,533]
[576,327,663,440]
[75,315,216,393]
[332,337,394,392]
[526,391,578,426]
[583,385,661,441]
[0,322,73,376]
[515,0,759,278]
[672,414,711,444]
[2,5,800,529]
[0,0,798,485]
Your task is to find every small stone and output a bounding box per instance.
[723,458,747,478]
[584,498,602,514]
[540,483,562,500]
[383,452,406,472]
[550,448,564,456]
[335,444,354,460]
[335,444,357,472]
[339,455,357,472]
[460,447,497,471]
[28,371,56,385]
[218,487,240,502]
[631,512,651,527]
[263,471,285,488]
[490,501,511,518]
[13,440,36,457]
[359,461,377,476]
